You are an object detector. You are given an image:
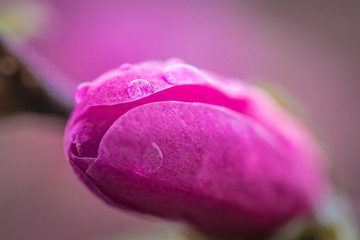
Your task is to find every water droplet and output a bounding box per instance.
[165,58,185,65]
[151,142,163,159]
[162,64,208,85]
[127,79,154,99]
[119,63,132,71]
[75,82,90,104]
[139,142,163,175]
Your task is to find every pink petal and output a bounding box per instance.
[81,101,322,234]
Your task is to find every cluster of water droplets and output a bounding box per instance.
[75,61,212,104]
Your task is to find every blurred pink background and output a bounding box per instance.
[0,0,359,239]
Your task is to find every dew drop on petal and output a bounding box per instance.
[165,58,185,65]
[75,82,90,104]
[127,79,154,100]
[162,64,208,85]
[119,63,132,71]
[138,142,164,175]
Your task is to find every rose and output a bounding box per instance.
[64,59,326,236]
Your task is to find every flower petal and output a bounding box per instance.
[82,101,322,234]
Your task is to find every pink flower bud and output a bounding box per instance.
[64,59,326,236]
